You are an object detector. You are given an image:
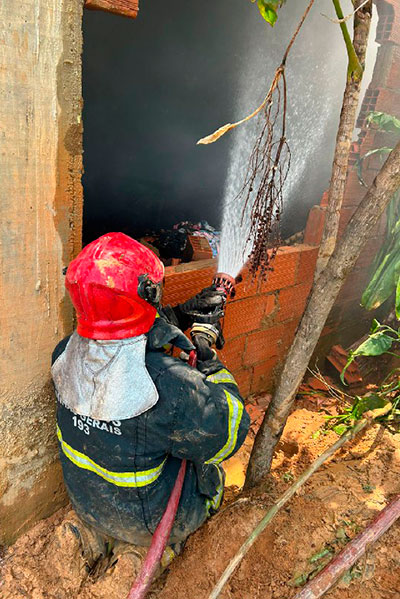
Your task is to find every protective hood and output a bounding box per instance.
[51,331,159,422]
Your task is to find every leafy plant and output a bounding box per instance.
[366,111,400,134]
[252,0,286,26]
[340,318,400,383]
[356,111,400,311]
[356,147,392,187]
[356,111,400,187]
[324,392,388,435]
[361,194,400,312]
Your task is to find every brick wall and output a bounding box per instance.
[163,0,400,398]
[163,245,318,396]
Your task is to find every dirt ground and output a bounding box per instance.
[1,398,400,599]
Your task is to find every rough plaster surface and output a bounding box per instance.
[0,0,83,545]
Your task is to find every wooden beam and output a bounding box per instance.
[85,0,139,19]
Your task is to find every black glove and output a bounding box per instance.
[192,330,225,376]
[173,285,226,331]
[192,335,216,363]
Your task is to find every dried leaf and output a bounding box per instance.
[197,123,239,145]
[197,68,283,145]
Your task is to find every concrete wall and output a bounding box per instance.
[0,0,83,545]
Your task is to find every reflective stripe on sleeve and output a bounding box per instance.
[57,426,166,488]
[205,390,244,464]
[205,464,224,516]
[206,369,238,386]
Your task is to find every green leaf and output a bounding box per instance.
[333,424,348,436]
[370,319,381,333]
[352,393,387,419]
[353,332,395,357]
[366,111,400,134]
[341,332,395,384]
[256,0,286,26]
[396,275,400,320]
[309,548,332,563]
[361,250,400,311]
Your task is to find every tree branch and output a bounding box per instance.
[322,0,370,24]
[245,140,400,488]
[332,0,363,80]
[314,0,372,279]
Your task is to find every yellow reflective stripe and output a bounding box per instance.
[57,426,166,488]
[205,465,224,516]
[205,390,244,465]
[206,369,238,387]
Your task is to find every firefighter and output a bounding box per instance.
[52,232,250,568]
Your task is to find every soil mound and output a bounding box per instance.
[1,405,400,599]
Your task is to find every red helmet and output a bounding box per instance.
[66,232,164,340]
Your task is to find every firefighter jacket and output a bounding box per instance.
[52,317,250,546]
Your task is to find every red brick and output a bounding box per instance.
[376,1,399,45]
[223,296,269,340]
[336,270,369,304]
[251,357,280,394]
[354,237,383,269]
[296,247,319,285]
[320,191,329,207]
[374,88,400,119]
[304,206,326,246]
[217,336,246,372]
[277,282,311,323]
[187,235,213,261]
[233,266,259,300]
[163,262,216,305]
[277,319,299,356]
[244,325,285,366]
[233,368,252,397]
[260,247,299,293]
[246,403,264,426]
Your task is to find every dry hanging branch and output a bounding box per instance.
[197,0,314,146]
[198,0,314,276]
[240,68,290,276]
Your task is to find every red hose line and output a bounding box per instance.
[294,493,400,599]
[127,459,187,599]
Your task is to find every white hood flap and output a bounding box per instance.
[51,332,159,421]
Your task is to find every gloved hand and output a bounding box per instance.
[164,285,226,332]
[191,322,226,374]
[179,286,225,324]
[191,321,224,359]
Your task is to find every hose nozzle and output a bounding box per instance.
[213,273,238,299]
